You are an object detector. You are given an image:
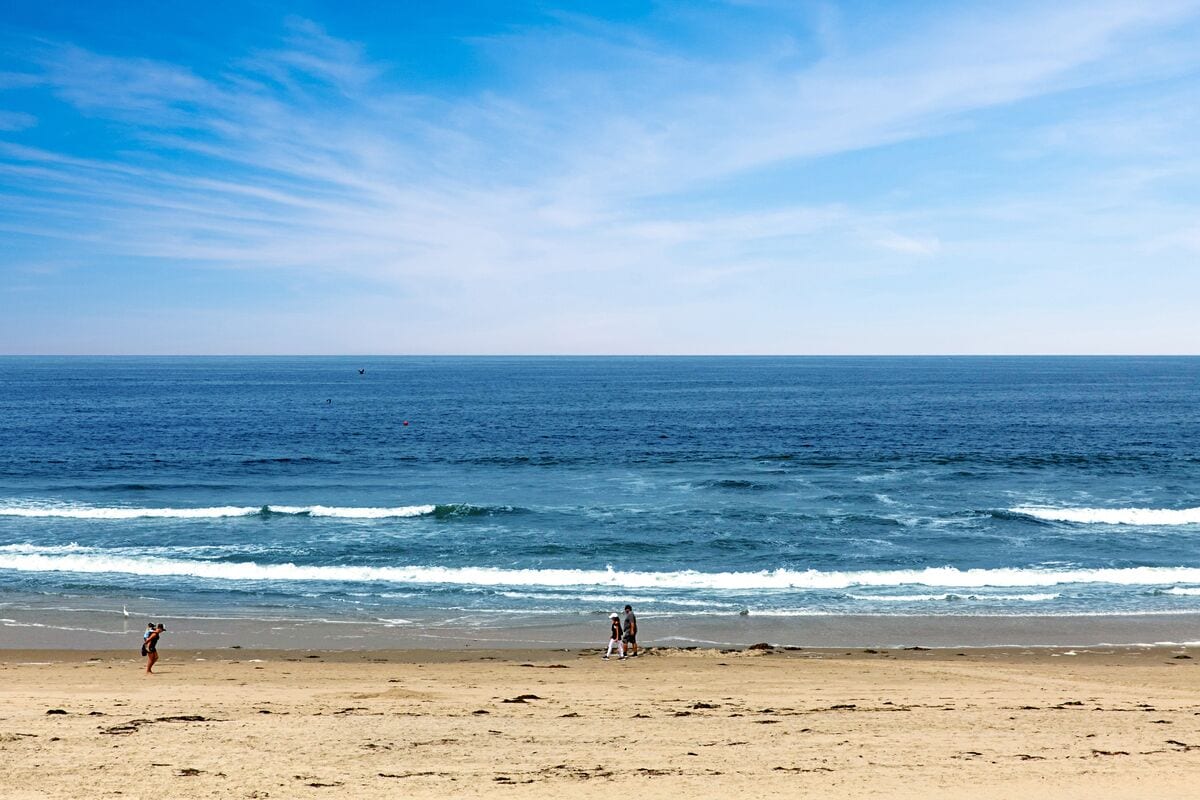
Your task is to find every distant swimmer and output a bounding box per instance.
[358,369,365,375]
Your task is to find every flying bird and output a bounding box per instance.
[358,369,365,375]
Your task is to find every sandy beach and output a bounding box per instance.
[3,644,1199,799]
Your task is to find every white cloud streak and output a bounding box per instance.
[2,2,1200,352]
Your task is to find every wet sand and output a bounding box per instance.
[3,645,1199,798]
[5,604,1200,650]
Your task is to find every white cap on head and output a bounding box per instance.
[610,613,619,618]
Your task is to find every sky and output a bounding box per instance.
[1,0,1199,354]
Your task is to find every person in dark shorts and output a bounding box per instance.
[603,613,625,660]
[144,623,164,673]
[622,605,638,657]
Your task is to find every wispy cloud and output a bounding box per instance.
[2,2,1200,352]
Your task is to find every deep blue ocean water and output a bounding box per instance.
[2,356,1200,634]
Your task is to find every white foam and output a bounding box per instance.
[0,503,437,520]
[1164,587,1200,596]
[4,548,1200,591]
[270,505,436,518]
[0,543,88,554]
[494,591,739,608]
[847,593,1061,603]
[0,505,262,519]
[1012,506,1200,525]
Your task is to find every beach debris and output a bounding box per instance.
[1166,739,1199,751]
[903,646,930,651]
[1173,654,1192,659]
[692,702,719,709]
[517,662,569,668]
[379,772,440,779]
[493,775,534,784]
[559,712,580,718]
[100,715,217,735]
[747,642,773,650]
[1090,749,1129,757]
[176,768,203,777]
[501,694,541,703]
[46,709,67,715]
[471,709,490,715]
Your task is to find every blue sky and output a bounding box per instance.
[2,1,1199,354]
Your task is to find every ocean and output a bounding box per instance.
[2,356,1200,648]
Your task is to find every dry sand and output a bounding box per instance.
[2,645,1199,798]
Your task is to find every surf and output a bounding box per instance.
[1010,506,1200,525]
[5,547,1200,592]
[0,503,457,520]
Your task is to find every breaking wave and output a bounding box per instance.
[1010,506,1200,525]
[0,503,510,520]
[4,547,1200,591]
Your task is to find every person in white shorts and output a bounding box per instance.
[603,613,625,659]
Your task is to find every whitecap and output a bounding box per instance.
[1012,506,1200,525]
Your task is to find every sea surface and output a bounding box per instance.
[2,356,1200,646]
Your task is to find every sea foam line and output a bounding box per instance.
[0,504,437,520]
[4,550,1200,590]
[846,592,1060,603]
[1012,506,1200,525]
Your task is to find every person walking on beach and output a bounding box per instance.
[144,623,164,673]
[140,622,155,657]
[603,613,625,659]
[622,605,638,657]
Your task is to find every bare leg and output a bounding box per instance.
[146,651,158,673]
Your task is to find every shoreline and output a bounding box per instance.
[4,608,1200,650]
[1,641,1196,661]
